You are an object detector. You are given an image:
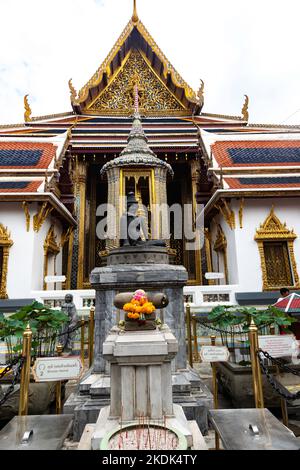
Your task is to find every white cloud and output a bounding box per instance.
[0,0,300,125]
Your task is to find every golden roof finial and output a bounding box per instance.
[68,79,78,102]
[24,95,32,122]
[132,0,139,23]
[241,94,249,121]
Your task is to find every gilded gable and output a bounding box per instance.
[87,50,185,116]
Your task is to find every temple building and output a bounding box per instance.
[1,2,300,303]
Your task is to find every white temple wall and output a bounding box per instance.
[210,214,239,285]
[231,198,300,293]
[0,202,63,299]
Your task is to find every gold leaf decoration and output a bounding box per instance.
[88,50,185,116]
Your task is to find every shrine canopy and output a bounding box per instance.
[69,10,202,117]
[273,293,300,314]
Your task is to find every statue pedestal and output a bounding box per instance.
[64,250,213,441]
[90,260,188,372]
[91,326,193,450]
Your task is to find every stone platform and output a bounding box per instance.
[64,344,213,441]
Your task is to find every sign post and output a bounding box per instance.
[249,319,264,409]
[55,344,64,415]
[200,339,230,450]
[259,332,298,427]
[19,324,32,416]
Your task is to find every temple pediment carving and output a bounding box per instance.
[87,50,184,116]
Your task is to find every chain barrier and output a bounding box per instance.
[259,349,300,377]
[0,356,25,407]
[34,321,84,342]
[195,317,272,335]
[257,350,300,401]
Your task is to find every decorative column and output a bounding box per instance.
[190,160,202,284]
[106,167,120,251]
[204,228,214,285]
[0,224,13,299]
[71,157,87,290]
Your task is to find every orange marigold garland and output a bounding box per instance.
[123,289,156,321]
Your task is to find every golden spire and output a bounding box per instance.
[132,0,139,23]
[24,95,32,122]
[241,94,249,121]
[68,79,78,102]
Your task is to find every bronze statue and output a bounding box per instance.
[60,293,79,351]
[120,192,165,247]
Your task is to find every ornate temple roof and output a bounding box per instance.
[100,112,174,176]
[0,133,75,224]
[69,4,201,117]
[200,129,300,199]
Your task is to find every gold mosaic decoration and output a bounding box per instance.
[76,18,196,106]
[88,50,185,116]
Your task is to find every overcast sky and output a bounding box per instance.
[0,0,300,125]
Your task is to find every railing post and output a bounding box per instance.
[19,324,32,416]
[192,314,199,362]
[270,325,289,425]
[55,343,63,415]
[88,306,95,368]
[248,318,264,408]
[80,316,85,366]
[211,335,220,450]
[186,304,193,368]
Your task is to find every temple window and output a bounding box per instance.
[0,224,13,299]
[255,208,299,291]
[213,225,229,285]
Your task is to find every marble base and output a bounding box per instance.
[64,368,213,441]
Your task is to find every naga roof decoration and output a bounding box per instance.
[70,15,201,116]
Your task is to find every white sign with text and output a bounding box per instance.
[258,335,296,358]
[32,357,83,382]
[205,273,224,280]
[44,275,66,284]
[200,346,230,363]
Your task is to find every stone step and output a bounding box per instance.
[90,376,111,396]
[79,374,103,394]
[172,374,191,393]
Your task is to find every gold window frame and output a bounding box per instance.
[43,225,60,290]
[255,207,300,291]
[213,225,229,284]
[0,224,13,299]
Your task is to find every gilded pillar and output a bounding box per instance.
[204,228,214,286]
[0,224,13,299]
[190,160,202,284]
[77,161,87,289]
